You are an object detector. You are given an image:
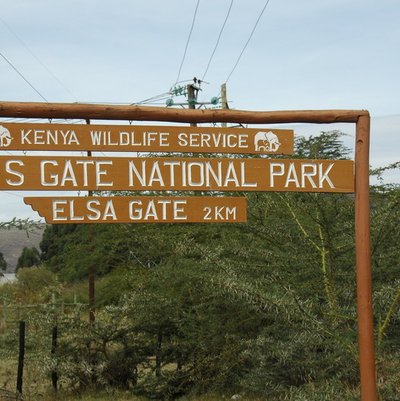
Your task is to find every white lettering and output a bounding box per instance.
[96,161,113,186]
[69,200,84,221]
[174,200,187,220]
[270,162,285,187]
[319,163,335,188]
[177,132,249,149]
[40,160,58,186]
[163,161,180,187]
[157,199,172,219]
[144,201,158,220]
[223,162,239,187]
[60,160,78,187]
[285,162,300,188]
[102,200,117,220]
[87,200,101,220]
[177,132,188,147]
[205,161,222,187]
[119,132,130,145]
[75,160,94,186]
[21,130,32,144]
[148,162,165,186]
[90,131,102,145]
[301,163,317,188]
[20,129,80,145]
[187,162,204,186]
[129,200,142,220]
[52,200,67,221]
[129,161,146,186]
[159,132,169,146]
[5,160,25,186]
[240,161,257,187]
[128,199,187,221]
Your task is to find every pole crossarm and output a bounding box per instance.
[0,101,368,124]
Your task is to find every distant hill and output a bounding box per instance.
[0,226,45,273]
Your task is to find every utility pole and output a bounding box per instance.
[220,83,229,127]
[186,79,199,127]
[185,79,228,129]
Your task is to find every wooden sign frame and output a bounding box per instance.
[0,102,377,401]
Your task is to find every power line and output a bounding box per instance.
[225,0,271,83]
[174,0,201,86]
[3,150,16,156]
[0,16,78,101]
[130,91,172,105]
[2,191,24,199]
[0,50,48,102]
[202,0,234,81]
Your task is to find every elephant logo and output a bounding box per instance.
[0,125,12,148]
[254,131,281,152]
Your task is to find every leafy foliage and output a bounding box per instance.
[1,131,399,399]
[16,247,40,270]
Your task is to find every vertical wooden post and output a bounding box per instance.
[355,114,378,401]
[88,210,96,324]
[2,300,7,329]
[86,119,96,324]
[51,326,58,392]
[155,330,162,378]
[16,320,25,395]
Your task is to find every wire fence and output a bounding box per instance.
[0,299,90,398]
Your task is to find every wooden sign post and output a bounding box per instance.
[0,102,377,401]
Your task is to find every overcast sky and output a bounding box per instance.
[0,0,399,220]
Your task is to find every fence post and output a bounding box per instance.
[51,326,58,392]
[16,320,25,395]
[1,300,7,330]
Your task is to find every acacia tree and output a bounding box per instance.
[0,218,41,230]
[369,164,400,349]
[30,131,400,398]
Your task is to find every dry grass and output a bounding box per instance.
[37,393,262,401]
[0,356,261,401]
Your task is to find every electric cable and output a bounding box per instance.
[0,50,48,102]
[174,0,201,86]
[0,16,78,101]
[131,91,172,105]
[225,0,271,83]
[143,95,176,104]
[202,0,234,81]
[2,191,24,199]
[3,150,16,156]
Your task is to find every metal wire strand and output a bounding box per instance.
[0,51,48,102]
[225,0,271,83]
[174,0,201,86]
[202,0,234,81]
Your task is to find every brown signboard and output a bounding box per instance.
[0,123,294,154]
[24,196,247,224]
[1,156,354,192]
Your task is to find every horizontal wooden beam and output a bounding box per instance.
[0,101,369,124]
